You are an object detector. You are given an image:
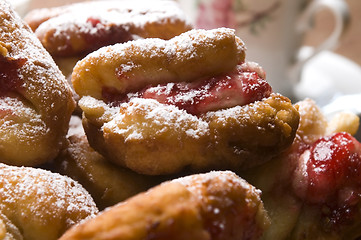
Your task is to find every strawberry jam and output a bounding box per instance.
[0,54,26,95]
[84,17,134,49]
[102,64,272,115]
[55,17,134,56]
[293,132,361,228]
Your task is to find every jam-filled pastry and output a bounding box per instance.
[73,28,299,175]
[0,0,75,166]
[52,116,166,210]
[24,0,192,115]
[24,0,192,58]
[242,98,361,239]
[0,163,99,240]
[59,171,270,240]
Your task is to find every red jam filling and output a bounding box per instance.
[56,17,134,56]
[293,132,361,228]
[84,17,134,49]
[102,65,272,115]
[0,54,26,95]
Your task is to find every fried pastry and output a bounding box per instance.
[25,0,191,56]
[0,163,98,240]
[59,171,270,240]
[0,0,75,166]
[24,0,192,76]
[52,116,166,210]
[242,98,361,239]
[73,28,299,175]
[24,0,192,116]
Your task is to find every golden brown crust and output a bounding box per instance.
[24,0,193,57]
[80,93,299,175]
[72,28,245,100]
[0,163,98,240]
[0,0,75,166]
[294,98,328,143]
[81,98,211,175]
[59,171,270,240]
[204,93,300,169]
[73,28,298,175]
[52,116,166,210]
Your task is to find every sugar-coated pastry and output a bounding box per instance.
[0,0,75,166]
[72,28,245,99]
[59,171,270,240]
[74,28,299,175]
[24,0,192,57]
[24,0,192,115]
[0,163,99,240]
[52,116,166,210]
[242,99,361,239]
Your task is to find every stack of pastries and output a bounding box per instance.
[0,0,361,239]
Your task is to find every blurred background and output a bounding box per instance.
[303,0,360,67]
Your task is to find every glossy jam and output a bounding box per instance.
[305,133,361,202]
[294,132,361,228]
[0,54,26,95]
[102,65,272,115]
[82,17,133,54]
[56,17,134,56]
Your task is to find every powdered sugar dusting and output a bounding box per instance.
[174,171,255,195]
[172,170,265,238]
[1,2,65,94]
[36,0,190,35]
[0,0,75,164]
[164,27,243,62]
[138,62,271,115]
[79,95,120,123]
[74,27,245,100]
[31,0,192,56]
[0,96,47,143]
[0,163,98,238]
[103,97,209,140]
[0,1,73,120]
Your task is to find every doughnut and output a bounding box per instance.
[0,0,75,166]
[52,116,166,210]
[0,163,98,240]
[24,0,192,58]
[73,28,300,175]
[59,171,270,240]
[242,99,361,239]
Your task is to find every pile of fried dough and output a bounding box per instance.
[0,0,360,239]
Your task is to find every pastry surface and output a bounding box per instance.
[24,0,193,57]
[74,28,299,175]
[0,0,75,166]
[0,163,98,240]
[24,0,192,115]
[59,171,270,240]
[53,116,166,210]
